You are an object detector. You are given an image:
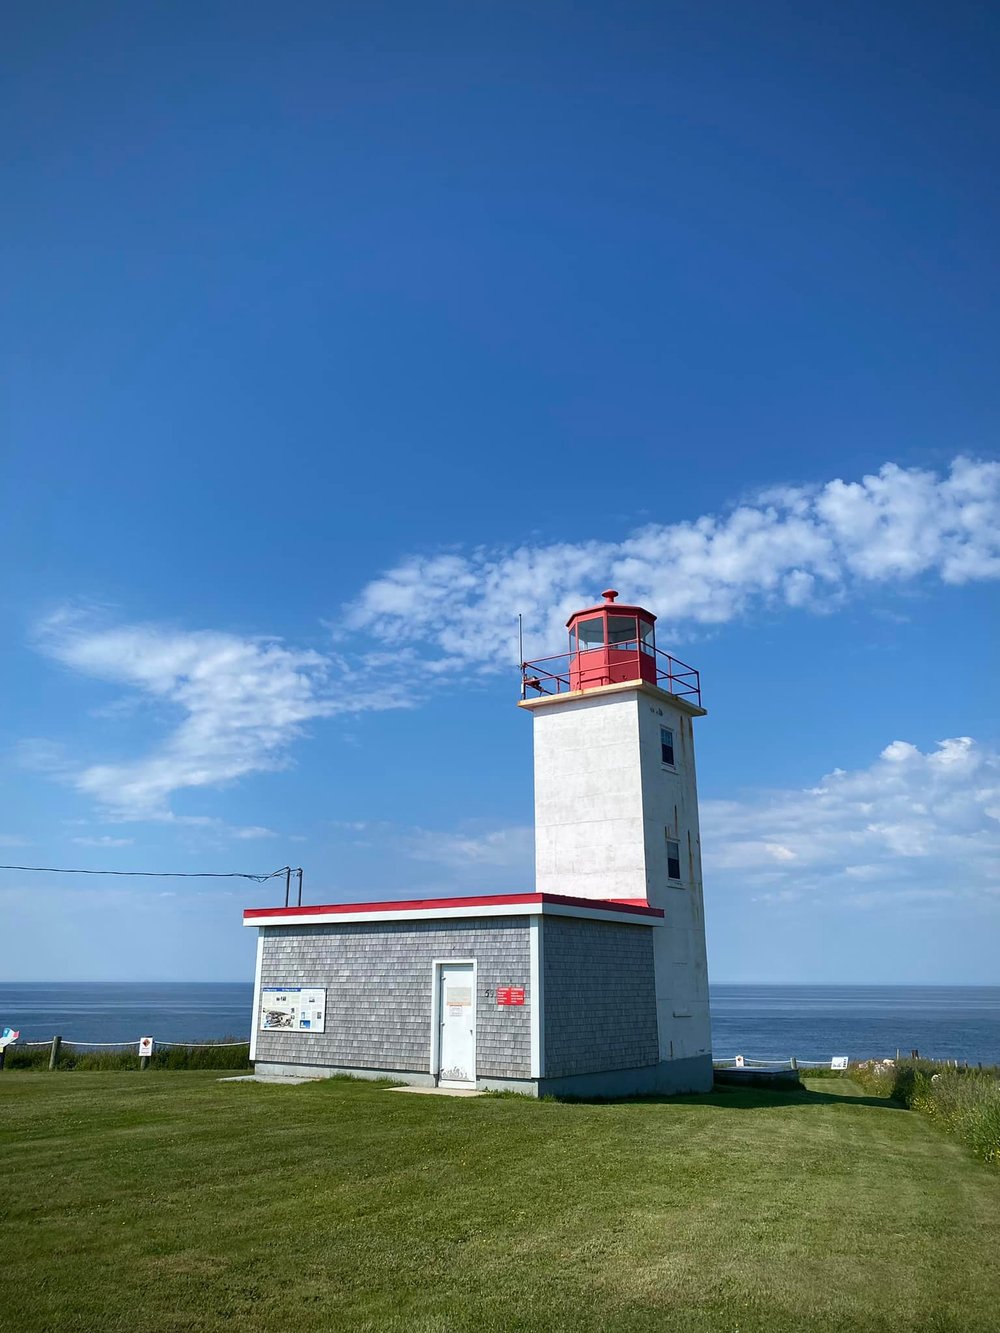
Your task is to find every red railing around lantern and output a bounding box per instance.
[520,639,702,706]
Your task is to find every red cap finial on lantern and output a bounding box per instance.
[602,589,618,603]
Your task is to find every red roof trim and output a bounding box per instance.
[565,603,655,627]
[243,891,663,921]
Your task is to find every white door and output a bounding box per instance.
[437,963,476,1086]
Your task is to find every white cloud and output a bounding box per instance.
[27,456,1000,827]
[33,610,410,819]
[345,456,1000,667]
[702,736,1000,908]
[231,825,278,840]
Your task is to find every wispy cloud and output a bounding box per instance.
[33,610,410,820]
[407,824,534,872]
[702,736,1000,908]
[345,456,1000,666]
[70,835,134,848]
[328,819,533,875]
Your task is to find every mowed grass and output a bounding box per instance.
[2,1074,999,1332]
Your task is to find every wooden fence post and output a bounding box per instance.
[49,1036,62,1070]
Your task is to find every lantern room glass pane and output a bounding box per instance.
[607,615,637,649]
[640,619,655,655]
[576,616,605,650]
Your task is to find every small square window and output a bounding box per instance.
[660,727,675,766]
[666,837,681,882]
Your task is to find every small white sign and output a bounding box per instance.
[260,987,326,1034]
[832,1055,849,1070]
[138,1036,154,1057]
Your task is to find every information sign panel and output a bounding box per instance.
[831,1055,849,1070]
[138,1036,154,1057]
[260,987,326,1033]
[496,986,526,1007]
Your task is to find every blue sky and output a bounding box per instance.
[2,2,998,984]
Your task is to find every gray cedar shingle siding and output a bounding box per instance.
[542,916,658,1077]
[256,918,532,1078]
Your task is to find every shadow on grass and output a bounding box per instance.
[556,1085,903,1111]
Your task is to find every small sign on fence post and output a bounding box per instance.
[138,1036,154,1069]
[832,1055,849,1072]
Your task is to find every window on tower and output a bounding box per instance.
[666,837,682,882]
[660,726,675,766]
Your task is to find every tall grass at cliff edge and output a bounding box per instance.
[4,1040,250,1072]
[852,1058,1000,1166]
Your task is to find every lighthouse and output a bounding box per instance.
[519,590,712,1075]
[242,588,712,1096]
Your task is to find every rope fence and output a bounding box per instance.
[0,1033,252,1073]
[19,1039,249,1048]
[712,1056,848,1071]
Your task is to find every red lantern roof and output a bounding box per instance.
[564,588,656,627]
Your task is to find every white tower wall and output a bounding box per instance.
[522,681,711,1065]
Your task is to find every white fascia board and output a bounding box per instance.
[244,901,660,929]
[248,930,265,1063]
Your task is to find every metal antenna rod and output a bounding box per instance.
[296,868,303,907]
[284,867,291,907]
[518,613,525,699]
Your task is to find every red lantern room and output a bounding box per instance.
[567,589,657,691]
[520,589,702,706]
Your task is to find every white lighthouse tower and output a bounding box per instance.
[519,590,712,1080]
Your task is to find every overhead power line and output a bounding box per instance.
[0,863,296,884]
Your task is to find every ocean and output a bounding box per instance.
[2,982,998,1063]
[709,985,1000,1066]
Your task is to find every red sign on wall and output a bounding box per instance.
[497,986,526,1006]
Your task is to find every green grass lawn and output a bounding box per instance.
[2,1074,998,1332]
